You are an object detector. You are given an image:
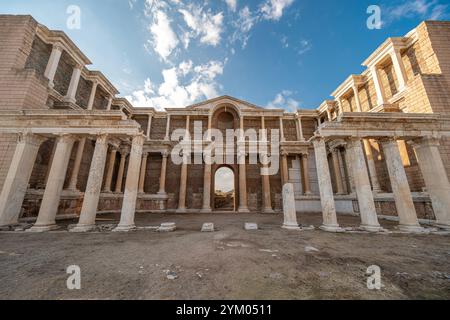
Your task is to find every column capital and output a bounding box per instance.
[55,133,76,144]
[17,132,47,147]
[52,42,65,52]
[95,134,109,145]
[409,136,441,149]
[161,150,170,158]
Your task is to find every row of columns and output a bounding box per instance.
[313,136,450,232]
[44,43,114,109]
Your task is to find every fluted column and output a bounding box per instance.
[331,148,345,194]
[352,85,362,112]
[138,152,149,194]
[412,137,450,229]
[381,138,423,232]
[0,133,45,226]
[296,116,305,141]
[363,139,382,193]
[115,150,128,193]
[70,135,109,232]
[158,152,169,195]
[301,153,312,195]
[29,135,75,232]
[103,147,117,193]
[114,135,145,232]
[347,139,382,232]
[313,138,341,232]
[44,43,63,89]
[67,137,86,191]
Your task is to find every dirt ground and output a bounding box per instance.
[0,212,449,300]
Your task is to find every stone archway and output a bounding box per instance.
[213,166,237,212]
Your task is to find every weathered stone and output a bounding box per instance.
[159,222,176,232]
[201,223,215,232]
[245,223,258,231]
[282,183,300,230]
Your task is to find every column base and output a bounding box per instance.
[113,225,136,232]
[398,224,425,233]
[157,191,167,196]
[319,224,344,233]
[434,222,450,230]
[262,208,275,214]
[69,224,97,233]
[238,207,250,213]
[282,223,301,230]
[27,224,59,233]
[200,208,212,213]
[360,224,383,233]
[176,208,187,214]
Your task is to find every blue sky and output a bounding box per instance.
[1,0,449,111]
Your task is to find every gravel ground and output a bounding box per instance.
[0,212,449,300]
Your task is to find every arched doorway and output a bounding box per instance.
[214,166,236,211]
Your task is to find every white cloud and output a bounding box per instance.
[126,60,225,110]
[225,0,237,12]
[384,0,449,24]
[148,10,179,61]
[297,39,312,55]
[260,0,295,21]
[267,90,300,112]
[231,6,258,48]
[179,5,224,46]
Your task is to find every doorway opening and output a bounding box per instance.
[214,166,236,211]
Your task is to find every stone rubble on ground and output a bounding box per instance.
[245,223,258,231]
[158,222,176,232]
[201,223,215,232]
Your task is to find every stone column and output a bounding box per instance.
[281,152,289,186]
[0,133,45,227]
[331,149,345,194]
[326,110,332,121]
[201,162,212,213]
[106,97,113,111]
[370,66,387,106]
[70,135,109,232]
[64,65,82,104]
[352,85,362,112]
[177,153,188,213]
[158,152,169,195]
[390,49,408,91]
[344,148,356,194]
[146,115,153,140]
[381,138,423,232]
[44,43,63,89]
[87,81,98,110]
[296,116,305,141]
[412,137,450,229]
[363,139,382,193]
[238,152,250,213]
[279,117,285,142]
[282,183,300,230]
[67,137,86,191]
[301,153,312,195]
[103,147,117,193]
[164,115,171,141]
[313,138,341,232]
[138,152,149,194]
[347,139,382,232]
[29,135,75,232]
[261,164,273,213]
[114,135,145,232]
[42,141,57,188]
[115,150,128,193]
